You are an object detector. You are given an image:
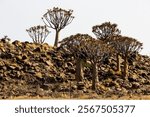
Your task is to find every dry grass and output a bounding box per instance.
[8,93,150,100]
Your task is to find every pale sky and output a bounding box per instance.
[0,0,150,55]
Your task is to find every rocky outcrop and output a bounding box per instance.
[0,38,150,99]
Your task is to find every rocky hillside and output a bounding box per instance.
[0,39,150,99]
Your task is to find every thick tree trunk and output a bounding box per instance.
[116,53,121,72]
[54,30,60,47]
[123,54,128,80]
[92,62,98,90]
[75,59,83,82]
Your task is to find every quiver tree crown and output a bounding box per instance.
[111,35,143,57]
[81,39,113,63]
[59,33,93,59]
[92,22,121,42]
[42,7,74,31]
[26,25,50,44]
[42,7,74,47]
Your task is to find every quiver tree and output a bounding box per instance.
[92,22,121,72]
[111,35,143,79]
[42,7,74,47]
[92,22,121,41]
[60,34,93,82]
[81,39,112,90]
[26,25,50,44]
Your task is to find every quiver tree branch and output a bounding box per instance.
[26,25,50,44]
[60,33,93,82]
[42,7,74,47]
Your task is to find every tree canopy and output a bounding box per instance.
[26,25,50,44]
[92,22,121,41]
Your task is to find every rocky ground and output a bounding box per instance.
[0,38,150,99]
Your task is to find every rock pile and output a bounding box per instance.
[0,38,150,99]
[0,39,68,98]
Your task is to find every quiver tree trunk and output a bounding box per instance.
[123,54,128,80]
[116,53,121,72]
[54,30,60,47]
[92,62,98,90]
[75,59,83,82]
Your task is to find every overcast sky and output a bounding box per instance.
[0,0,150,55]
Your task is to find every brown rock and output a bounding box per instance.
[33,47,41,52]
[77,82,84,90]
[16,55,22,61]
[0,61,5,67]
[0,75,3,81]
[128,73,138,82]
[45,60,53,66]
[7,63,18,70]
[35,72,42,78]
[45,76,56,83]
[12,40,22,46]
[67,68,76,74]
[122,82,132,89]
[132,82,140,89]
[40,84,49,90]
[66,62,73,67]
[139,70,148,78]
[27,70,35,74]
[22,55,28,60]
